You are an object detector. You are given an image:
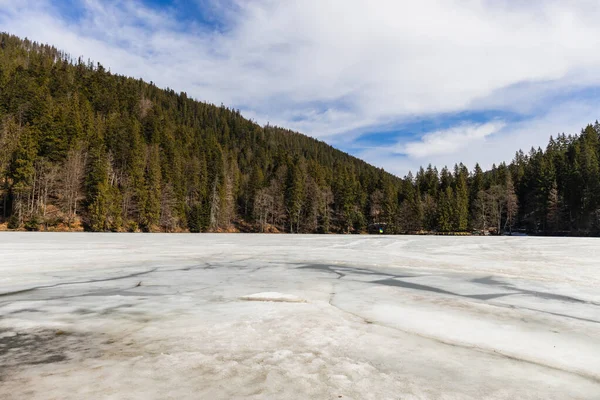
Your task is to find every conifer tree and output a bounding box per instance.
[453,164,469,231]
[141,145,161,231]
[437,187,454,232]
[2,32,600,236]
[285,160,305,233]
[504,174,518,233]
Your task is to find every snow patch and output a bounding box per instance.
[240,292,306,303]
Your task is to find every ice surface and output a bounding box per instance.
[0,233,599,399]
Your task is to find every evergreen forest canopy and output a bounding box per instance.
[1,33,600,235]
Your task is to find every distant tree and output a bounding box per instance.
[437,187,454,232]
[8,125,36,227]
[398,178,422,232]
[285,161,305,233]
[369,189,384,222]
[159,183,178,232]
[453,164,469,231]
[504,174,518,233]
[487,185,504,234]
[546,180,561,232]
[60,145,86,228]
[254,187,273,233]
[472,190,488,231]
[469,163,484,221]
[3,32,600,236]
[141,145,161,231]
[422,193,438,231]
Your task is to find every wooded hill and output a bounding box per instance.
[1,33,599,235]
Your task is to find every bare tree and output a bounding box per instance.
[319,186,334,233]
[34,158,59,227]
[159,183,179,232]
[369,190,384,222]
[253,179,286,232]
[472,190,488,231]
[547,180,560,231]
[302,177,319,232]
[270,181,286,229]
[138,97,153,119]
[220,157,238,229]
[487,185,505,234]
[254,187,273,232]
[209,177,220,231]
[60,146,86,229]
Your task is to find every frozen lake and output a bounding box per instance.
[0,233,599,399]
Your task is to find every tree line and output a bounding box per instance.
[1,33,599,235]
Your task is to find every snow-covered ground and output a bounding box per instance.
[0,233,599,399]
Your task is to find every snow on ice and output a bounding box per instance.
[0,233,599,399]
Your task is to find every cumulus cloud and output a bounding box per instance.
[356,99,600,176]
[1,0,600,174]
[398,121,506,158]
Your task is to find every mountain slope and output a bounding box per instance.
[0,33,402,233]
[1,33,599,235]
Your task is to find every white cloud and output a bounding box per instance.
[356,99,600,176]
[398,121,506,158]
[1,0,600,173]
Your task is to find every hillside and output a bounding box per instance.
[1,33,599,235]
[0,33,403,233]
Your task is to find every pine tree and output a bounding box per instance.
[437,186,454,232]
[473,190,488,231]
[453,164,469,231]
[4,33,600,236]
[547,180,560,232]
[141,145,161,231]
[422,194,438,231]
[504,174,518,233]
[285,160,305,233]
[84,121,110,231]
[8,125,36,226]
[61,144,86,229]
[469,163,484,223]
[126,120,147,229]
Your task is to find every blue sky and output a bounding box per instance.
[2,0,600,176]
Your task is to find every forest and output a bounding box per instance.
[1,33,599,235]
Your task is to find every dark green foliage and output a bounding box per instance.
[7,215,19,230]
[1,33,600,235]
[0,33,400,233]
[24,214,40,231]
[285,160,305,233]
